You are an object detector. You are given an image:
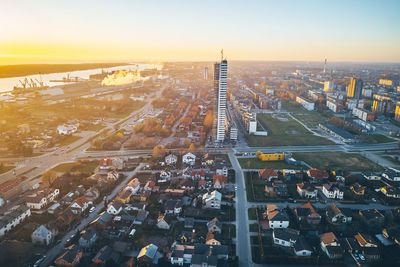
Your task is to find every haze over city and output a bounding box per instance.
[1,0,400,63]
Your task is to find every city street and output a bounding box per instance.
[228,150,254,267]
[0,84,167,186]
[39,163,144,267]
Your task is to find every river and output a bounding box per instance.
[0,63,161,93]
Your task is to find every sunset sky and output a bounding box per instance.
[1,0,399,64]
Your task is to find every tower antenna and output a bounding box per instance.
[221,49,224,61]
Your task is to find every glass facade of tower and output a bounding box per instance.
[214,59,228,141]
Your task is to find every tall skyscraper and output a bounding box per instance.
[204,67,208,80]
[214,51,228,142]
[347,77,363,99]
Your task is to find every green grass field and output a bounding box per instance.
[282,101,328,128]
[370,134,395,143]
[52,160,98,174]
[292,151,383,172]
[238,158,305,170]
[246,113,333,147]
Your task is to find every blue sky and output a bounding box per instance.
[1,0,399,62]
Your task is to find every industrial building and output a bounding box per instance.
[319,123,357,143]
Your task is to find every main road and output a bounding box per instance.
[0,83,169,186]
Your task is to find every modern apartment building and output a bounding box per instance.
[214,54,228,142]
[347,77,363,99]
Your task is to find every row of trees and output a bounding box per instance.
[134,117,170,137]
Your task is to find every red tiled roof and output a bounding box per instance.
[259,168,278,179]
[213,175,227,185]
[72,196,89,208]
[198,180,207,186]
[191,169,206,177]
[99,157,113,167]
[307,169,329,180]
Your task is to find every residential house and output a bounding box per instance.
[157,214,173,230]
[26,192,48,210]
[124,178,140,194]
[215,164,228,177]
[294,203,321,225]
[165,189,185,197]
[213,175,227,189]
[179,179,195,191]
[326,203,352,225]
[138,244,159,264]
[273,228,299,247]
[207,218,222,234]
[350,182,365,196]
[165,200,182,215]
[107,170,119,182]
[320,232,343,259]
[382,168,400,182]
[359,209,385,230]
[0,205,31,236]
[169,243,228,266]
[322,183,343,199]
[381,186,400,198]
[144,181,156,191]
[55,245,83,267]
[205,232,221,246]
[90,212,113,230]
[159,171,172,182]
[92,245,119,265]
[56,209,76,229]
[264,205,289,229]
[258,168,278,181]
[107,200,123,215]
[69,196,90,214]
[48,203,61,214]
[294,237,313,256]
[265,180,288,197]
[31,225,52,246]
[202,190,222,209]
[307,169,329,182]
[191,169,207,180]
[354,233,380,260]
[115,189,132,204]
[182,152,196,166]
[133,210,148,225]
[84,187,100,202]
[79,228,97,248]
[165,154,178,165]
[297,183,317,198]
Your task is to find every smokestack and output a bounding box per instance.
[323,58,327,73]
